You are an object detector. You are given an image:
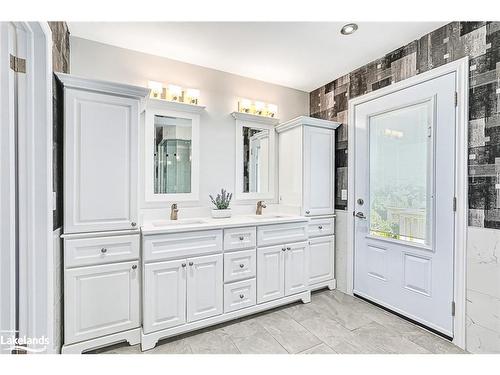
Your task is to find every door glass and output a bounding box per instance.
[154,115,192,194]
[369,101,432,245]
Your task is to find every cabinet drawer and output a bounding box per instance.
[64,234,139,268]
[143,229,223,262]
[224,278,256,313]
[223,227,256,251]
[257,222,308,247]
[224,249,256,283]
[308,217,335,238]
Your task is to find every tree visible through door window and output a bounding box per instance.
[369,101,432,245]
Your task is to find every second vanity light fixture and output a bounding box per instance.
[148,80,201,105]
[238,98,278,118]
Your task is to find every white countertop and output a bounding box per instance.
[141,214,310,235]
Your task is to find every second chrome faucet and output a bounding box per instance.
[256,200,267,215]
[170,203,179,220]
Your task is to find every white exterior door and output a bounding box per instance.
[257,244,285,303]
[284,241,309,296]
[143,259,186,333]
[303,126,334,216]
[64,261,140,344]
[186,253,223,323]
[353,72,456,336]
[309,236,335,285]
[64,89,138,233]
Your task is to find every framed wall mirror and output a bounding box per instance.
[144,99,203,203]
[233,112,279,201]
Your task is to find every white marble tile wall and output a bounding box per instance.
[466,227,500,353]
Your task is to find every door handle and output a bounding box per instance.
[355,212,366,219]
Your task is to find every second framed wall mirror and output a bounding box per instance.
[232,112,279,202]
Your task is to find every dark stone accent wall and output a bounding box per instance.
[48,22,70,230]
[310,21,500,229]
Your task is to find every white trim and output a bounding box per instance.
[276,115,340,133]
[231,111,279,125]
[61,327,141,354]
[346,57,468,349]
[143,99,201,205]
[56,72,150,99]
[234,115,277,202]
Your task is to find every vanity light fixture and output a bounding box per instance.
[340,23,358,35]
[237,99,278,118]
[167,84,183,102]
[148,81,163,99]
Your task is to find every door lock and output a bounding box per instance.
[357,198,364,205]
[355,212,366,219]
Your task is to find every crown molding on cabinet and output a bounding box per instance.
[276,116,340,133]
[231,111,280,126]
[147,97,206,113]
[55,73,150,99]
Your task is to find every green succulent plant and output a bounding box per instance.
[209,188,233,210]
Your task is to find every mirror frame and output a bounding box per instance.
[144,99,204,204]
[232,112,279,202]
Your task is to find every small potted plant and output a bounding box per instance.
[209,188,233,218]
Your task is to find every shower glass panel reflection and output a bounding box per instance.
[154,115,192,194]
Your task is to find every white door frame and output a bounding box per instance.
[0,21,53,353]
[346,57,468,349]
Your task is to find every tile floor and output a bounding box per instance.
[91,290,466,354]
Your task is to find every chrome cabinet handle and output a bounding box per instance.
[239,264,244,268]
[181,263,186,268]
[132,264,137,270]
[282,247,286,252]
[318,225,323,230]
[189,261,194,266]
[131,222,137,227]
[101,248,107,253]
[286,247,291,251]
[239,294,244,299]
[305,210,310,214]
[239,236,244,241]
[355,212,367,219]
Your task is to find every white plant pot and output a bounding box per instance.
[211,208,231,219]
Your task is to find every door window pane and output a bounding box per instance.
[369,101,432,245]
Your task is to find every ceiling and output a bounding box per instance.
[68,22,446,92]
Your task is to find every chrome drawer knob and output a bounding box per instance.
[305,210,310,214]
[189,262,194,266]
[131,222,137,227]
[239,294,244,299]
[318,225,323,230]
[239,264,244,268]
[101,248,107,253]
[282,247,286,252]
[181,263,186,268]
[239,236,244,241]
[132,265,137,270]
[286,247,291,251]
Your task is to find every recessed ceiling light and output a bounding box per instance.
[341,23,358,35]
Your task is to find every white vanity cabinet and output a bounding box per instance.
[277,116,340,217]
[57,74,149,354]
[277,117,339,291]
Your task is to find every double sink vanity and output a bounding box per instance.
[56,73,339,353]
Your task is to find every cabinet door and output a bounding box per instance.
[187,253,223,322]
[303,126,334,216]
[284,241,309,296]
[143,259,187,334]
[257,244,285,303]
[64,261,140,345]
[64,88,139,233]
[309,236,335,285]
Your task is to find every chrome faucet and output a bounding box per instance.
[256,201,267,215]
[170,203,179,220]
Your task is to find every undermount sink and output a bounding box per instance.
[150,219,207,227]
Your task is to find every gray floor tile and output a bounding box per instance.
[300,343,337,354]
[256,310,322,353]
[184,329,239,354]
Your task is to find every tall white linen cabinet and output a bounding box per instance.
[276,116,340,291]
[56,73,150,353]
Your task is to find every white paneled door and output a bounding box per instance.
[354,72,456,337]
